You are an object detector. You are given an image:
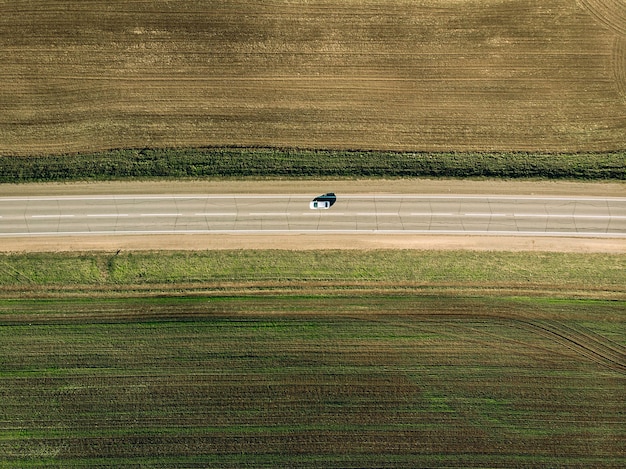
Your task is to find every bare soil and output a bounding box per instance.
[2,178,624,197]
[1,0,625,155]
[1,233,624,254]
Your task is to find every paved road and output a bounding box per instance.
[1,194,625,237]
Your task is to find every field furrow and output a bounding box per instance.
[578,0,626,36]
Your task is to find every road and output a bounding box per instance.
[1,194,625,237]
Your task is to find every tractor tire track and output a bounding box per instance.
[514,319,626,373]
[613,36,626,100]
[578,0,626,36]
[448,316,626,373]
[371,312,626,374]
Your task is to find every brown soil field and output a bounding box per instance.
[1,0,626,155]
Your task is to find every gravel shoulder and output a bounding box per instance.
[1,233,624,254]
[1,179,625,197]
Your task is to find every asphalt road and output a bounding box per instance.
[1,194,625,237]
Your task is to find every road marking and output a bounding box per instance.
[1,229,624,238]
[340,195,626,201]
[518,214,616,219]
[512,214,620,219]
[195,213,237,217]
[3,195,625,202]
[31,214,75,219]
[87,214,129,218]
[140,213,181,217]
[18,212,623,220]
[464,213,506,217]
[404,212,626,220]
[0,195,312,201]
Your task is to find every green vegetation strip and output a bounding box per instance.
[1,148,625,181]
[0,250,624,296]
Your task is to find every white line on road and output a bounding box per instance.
[10,212,626,221]
[31,214,75,219]
[1,229,624,238]
[403,212,626,220]
[140,213,181,217]
[87,214,129,218]
[3,195,625,202]
[464,213,506,217]
[0,195,311,201]
[512,214,622,219]
[195,213,238,217]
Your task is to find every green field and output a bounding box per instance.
[0,251,624,466]
[1,295,624,467]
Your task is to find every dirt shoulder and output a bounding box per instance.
[0,233,623,254]
[1,178,624,197]
[1,179,624,253]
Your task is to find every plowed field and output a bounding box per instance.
[1,0,625,155]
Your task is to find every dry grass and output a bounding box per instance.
[1,0,625,155]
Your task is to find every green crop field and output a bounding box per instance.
[0,295,624,467]
[0,251,624,466]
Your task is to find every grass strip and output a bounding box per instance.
[0,250,623,298]
[1,148,625,182]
